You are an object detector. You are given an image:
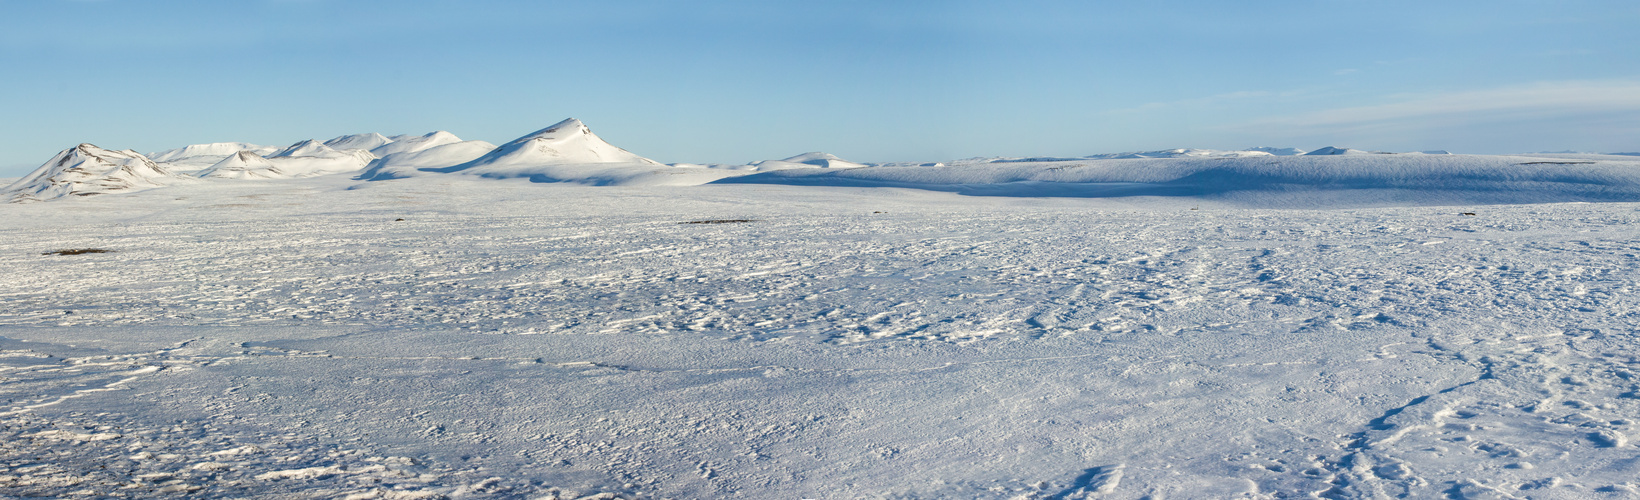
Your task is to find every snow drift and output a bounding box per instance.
[3,144,186,202]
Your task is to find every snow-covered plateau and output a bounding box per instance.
[5,121,1640,498]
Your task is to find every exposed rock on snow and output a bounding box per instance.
[3,144,186,202]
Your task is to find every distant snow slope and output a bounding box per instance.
[369,131,464,157]
[1247,146,1307,156]
[3,144,186,202]
[1305,146,1374,155]
[712,154,1640,206]
[149,142,277,163]
[323,133,395,152]
[253,139,377,178]
[355,140,497,181]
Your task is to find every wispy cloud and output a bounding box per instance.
[1239,79,1640,148]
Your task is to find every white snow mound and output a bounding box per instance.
[4,144,186,202]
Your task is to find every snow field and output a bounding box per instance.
[3,177,1640,497]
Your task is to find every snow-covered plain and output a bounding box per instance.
[6,125,1640,498]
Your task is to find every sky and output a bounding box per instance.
[1,0,1637,175]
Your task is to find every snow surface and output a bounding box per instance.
[7,174,1640,499]
[10,121,1640,497]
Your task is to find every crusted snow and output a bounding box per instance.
[8,120,1640,498]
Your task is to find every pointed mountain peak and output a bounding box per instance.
[198,150,283,179]
[512,118,591,145]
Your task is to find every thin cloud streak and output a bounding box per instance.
[1246,79,1640,132]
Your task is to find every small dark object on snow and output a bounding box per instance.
[680,219,758,224]
[1460,212,1477,216]
[873,211,886,214]
[395,218,405,221]
[43,248,113,256]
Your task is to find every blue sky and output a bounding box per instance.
[2,0,1637,175]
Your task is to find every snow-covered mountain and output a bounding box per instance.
[452,118,659,170]
[427,118,744,186]
[3,144,186,202]
[196,150,286,179]
[324,133,394,152]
